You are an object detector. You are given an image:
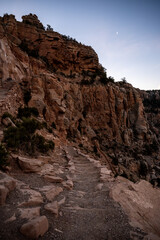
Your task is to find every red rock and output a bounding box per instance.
[20,215,49,239]
[44,201,59,215]
[0,185,8,205]
[44,175,63,183]
[18,156,44,173]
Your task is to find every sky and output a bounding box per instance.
[0,0,160,90]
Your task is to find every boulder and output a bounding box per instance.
[100,167,112,182]
[39,185,63,201]
[19,189,43,207]
[18,156,44,173]
[44,201,59,215]
[0,172,16,191]
[62,179,73,190]
[20,216,49,239]
[0,185,8,205]
[44,175,63,183]
[0,172,16,205]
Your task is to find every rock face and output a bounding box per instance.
[111,177,160,239]
[0,14,159,185]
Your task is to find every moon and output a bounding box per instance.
[116,32,119,35]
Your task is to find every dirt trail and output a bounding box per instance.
[42,146,146,240]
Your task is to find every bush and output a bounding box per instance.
[48,128,53,133]
[31,134,54,153]
[19,41,39,58]
[51,122,56,129]
[23,90,32,105]
[3,114,54,154]
[21,118,41,134]
[18,107,39,118]
[143,141,159,155]
[3,118,41,148]
[100,76,115,84]
[0,144,8,169]
[2,112,14,121]
[41,121,48,129]
[46,24,53,31]
[3,126,29,148]
[107,76,115,83]
[47,140,55,150]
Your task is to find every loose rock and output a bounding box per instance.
[44,201,59,216]
[44,175,63,183]
[20,215,49,239]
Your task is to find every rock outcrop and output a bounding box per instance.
[111,176,160,239]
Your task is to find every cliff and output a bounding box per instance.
[0,14,159,185]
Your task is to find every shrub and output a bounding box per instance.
[47,140,55,150]
[31,134,54,153]
[21,118,41,134]
[1,112,14,121]
[41,121,48,129]
[3,118,41,148]
[0,144,8,169]
[3,126,29,148]
[3,116,54,154]
[46,24,53,31]
[23,90,32,105]
[18,107,39,118]
[42,107,46,118]
[51,122,56,129]
[19,41,39,58]
[107,76,115,83]
[121,77,127,83]
[143,141,159,155]
[81,78,95,85]
[48,128,53,133]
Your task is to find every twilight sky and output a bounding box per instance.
[0,0,160,90]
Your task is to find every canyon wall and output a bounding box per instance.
[0,14,159,184]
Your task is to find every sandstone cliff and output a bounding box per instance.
[0,14,159,185]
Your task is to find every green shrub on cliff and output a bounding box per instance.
[4,118,41,148]
[1,112,14,122]
[20,118,41,134]
[3,117,54,154]
[18,107,39,118]
[3,125,29,148]
[31,134,55,153]
[23,90,32,105]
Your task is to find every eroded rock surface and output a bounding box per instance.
[111,177,160,239]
